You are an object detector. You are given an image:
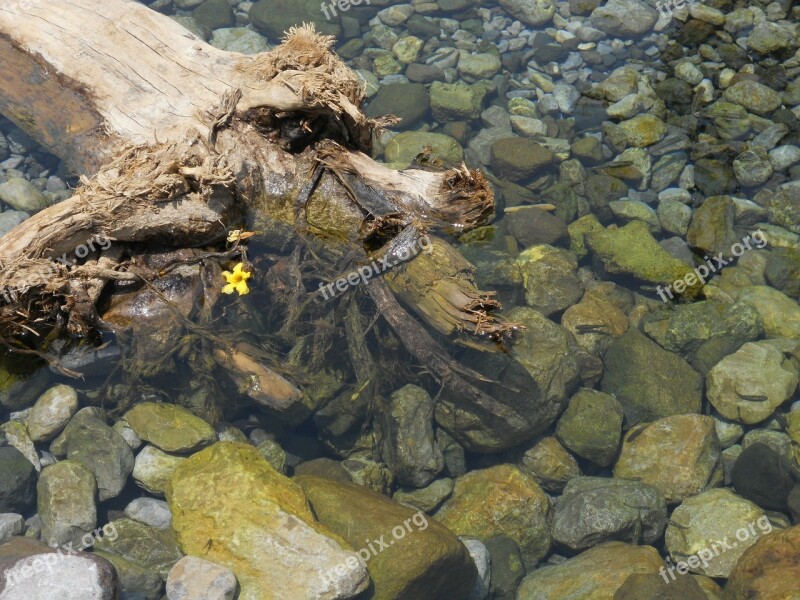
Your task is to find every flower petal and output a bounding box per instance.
[221,283,236,294]
[235,281,250,295]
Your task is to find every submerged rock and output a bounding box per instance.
[725,525,800,599]
[731,443,798,512]
[124,402,216,454]
[166,442,368,600]
[519,436,580,493]
[0,446,37,513]
[435,464,552,563]
[37,460,97,548]
[665,488,769,578]
[94,518,183,579]
[552,477,667,551]
[516,245,584,317]
[166,556,238,600]
[555,389,623,466]
[706,341,798,424]
[614,415,721,503]
[516,542,663,600]
[379,384,444,488]
[296,475,477,600]
[601,328,703,424]
[26,384,79,443]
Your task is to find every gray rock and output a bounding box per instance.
[26,385,79,443]
[38,460,97,548]
[733,147,773,187]
[706,341,798,424]
[0,513,25,544]
[166,556,237,600]
[393,478,454,513]
[462,538,491,600]
[657,199,692,236]
[552,477,667,551]
[589,0,658,37]
[209,27,269,54]
[124,498,172,530]
[0,178,51,213]
[0,553,118,600]
[723,81,782,115]
[499,0,555,25]
[769,145,800,171]
[132,445,186,497]
[94,518,183,579]
[380,384,444,487]
[0,211,27,237]
[0,446,37,513]
[609,200,660,233]
[54,408,134,501]
[484,536,524,600]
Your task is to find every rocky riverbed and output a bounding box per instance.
[1,0,799,598]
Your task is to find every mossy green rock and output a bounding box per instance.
[601,328,703,425]
[617,114,666,147]
[94,518,182,578]
[640,300,763,373]
[295,474,476,600]
[429,81,486,121]
[586,220,698,290]
[435,464,552,563]
[516,245,583,316]
[166,442,368,600]
[249,0,341,40]
[555,389,623,466]
[384,132,463,168]
[124,402,216,453]
[490,138,554,181]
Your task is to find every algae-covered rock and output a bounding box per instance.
[124,402,216,453]
[54,408,134,501]
[516,542,663,600]
[641,300,763,373]
[516,245,584,317]
[586,220,698,290]
[166,442,368,600]
[364,83,430,128]
[295,475,477,600]
[384,131,463,168]
[519,436,580,493]
[435,464,552,563]
[617,114,666,147]
[555,389,623,466]
[430,81,487,121]
[379,384,443,487]
[94,518,183,578]
[38,460,97,548]
[601,328,703,424]
[614,415,721,503]
[393,478,454,513]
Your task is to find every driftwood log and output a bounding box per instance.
[0,0,564,452]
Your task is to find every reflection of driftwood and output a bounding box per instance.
[0,0,522,435]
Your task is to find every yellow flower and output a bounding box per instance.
[222,262,251,295]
